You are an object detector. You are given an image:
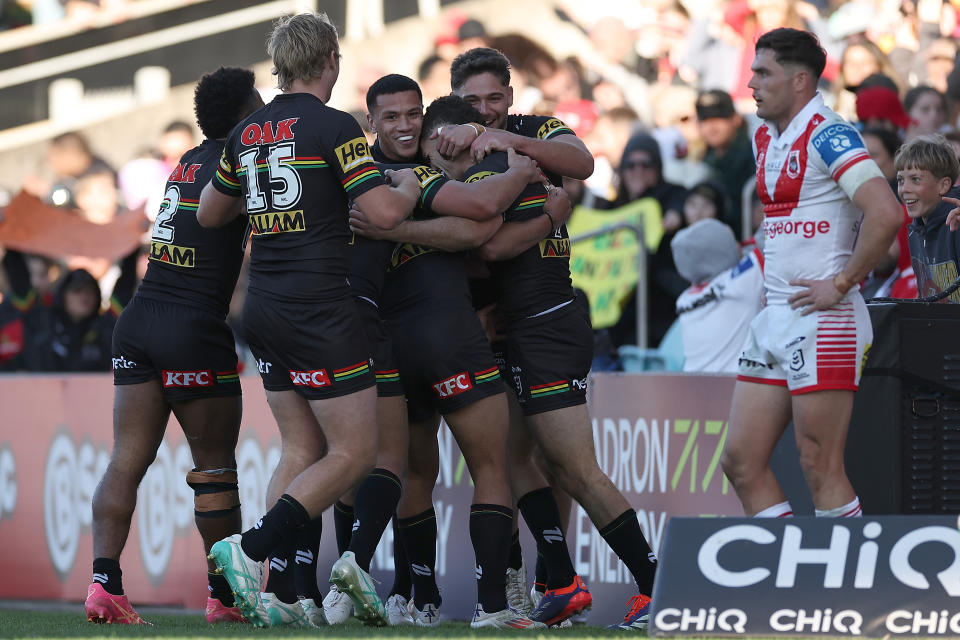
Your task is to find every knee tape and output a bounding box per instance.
[186,468,239,518]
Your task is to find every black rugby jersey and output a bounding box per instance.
[504,114,575,187]
[378,161,483,316]
[466,152,573,322]
[213,93,385,303]
[137,139,246,317]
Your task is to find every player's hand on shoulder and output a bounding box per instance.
[787,277,845,315]
[506,148,542,184]
[545,184,573,226]
[431,124,479,158]
[471,129,514,163]
[943,196,960,231]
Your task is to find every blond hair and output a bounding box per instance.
[267,13,339,91]
[894,133,960,181]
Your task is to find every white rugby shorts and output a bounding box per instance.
[736,296,871,394]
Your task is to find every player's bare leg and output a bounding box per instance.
[444,393,511,506]
[172,395,243,560]
[88,381,169,624]
[172,395,245,622]
[792,390,856,510]
[92,382,170,562]
[264,390,328,507]
[526,404,627,525]
[721,380,794,515]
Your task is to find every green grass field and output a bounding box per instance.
[0,609,626,640]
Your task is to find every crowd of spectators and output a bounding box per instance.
[3,0,960,373]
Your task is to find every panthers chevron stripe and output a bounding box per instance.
[529,380,570,397]
[334,360,370,381]
[515,194,547,210]
[475,367,500,383]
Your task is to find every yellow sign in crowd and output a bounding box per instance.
[568,198,663,329]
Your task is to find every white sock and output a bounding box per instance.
[754,501,793,517]
[815,496,862,517]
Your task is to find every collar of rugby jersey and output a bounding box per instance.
[765,91,825,150]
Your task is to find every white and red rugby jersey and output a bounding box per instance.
[753,92,883,305]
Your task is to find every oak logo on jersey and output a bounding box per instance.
[162,370,213,387]
[335,137,371,172]
[249,210,305,235]
[168,163,202,183]
[433,372,473,398]
[290,369,331,388]
[241,118,298,146]
[538,237,570,258]
[465,170,496,183]
[150,241,196,267]
[537,118,567,139]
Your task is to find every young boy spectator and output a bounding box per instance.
[897,134,960,301]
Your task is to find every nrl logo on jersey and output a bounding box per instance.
[249,210,305,235]
[786,150,801,179]
[150,241,196,267]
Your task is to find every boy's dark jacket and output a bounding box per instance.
[908,184,960,303]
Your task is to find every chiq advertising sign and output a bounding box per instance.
[651,517,960,637]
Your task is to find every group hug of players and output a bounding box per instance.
[83,12,658,631]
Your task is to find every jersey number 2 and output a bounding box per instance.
[152,185,179,242]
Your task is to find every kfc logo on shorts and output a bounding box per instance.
[433,372,473,398]
[162,370,213,387]
[290,369,331,388]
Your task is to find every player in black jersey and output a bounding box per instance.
[433,47,593,186]
[434,57,662,627]
[346,76,550,630]
[197,14,420,629]
[86,67,263,627]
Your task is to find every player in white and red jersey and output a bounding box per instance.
[720,28,902,519]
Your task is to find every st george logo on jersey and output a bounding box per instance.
[786,150,801,179]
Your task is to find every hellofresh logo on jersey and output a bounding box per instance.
[249,210,305,235]
[465,171,496,184]
[537,118,568,139]
[414,165,443,190]
[150,241,196,267]
[335,137,371,172]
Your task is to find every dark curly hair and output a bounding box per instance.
[194,67,260,139]
[420,96,485,142]
[450,47,510,92]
